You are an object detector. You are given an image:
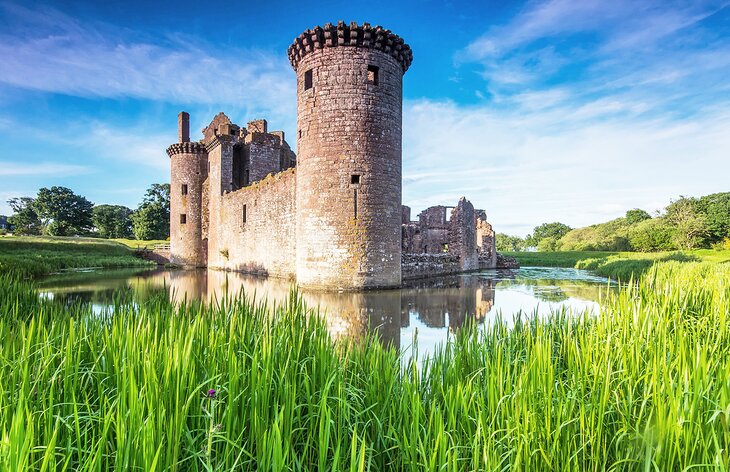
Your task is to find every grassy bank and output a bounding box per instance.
[0,236,154,278]
[504,249,730,279]
[1,261,729,470]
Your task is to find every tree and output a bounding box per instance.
[92,205,133,239]
[625,208,651,225]
[34,186,94,236]
[665,197,709,250]
[495,233,526,252]
[131,184,170,240]
[530,222,572,249]
[695,192,730,244]
[537,237,560,252]
[628,217,675,252]
[7,197,42,235]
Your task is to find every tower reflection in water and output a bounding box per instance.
[160,270,497,351]
[37,267,605,359]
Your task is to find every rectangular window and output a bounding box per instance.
[367,65,379,85]
[181,184,188,195]
[242,204,247,224]
[351,174,361,185]
[304,69,313,90]
[180,214,187,224]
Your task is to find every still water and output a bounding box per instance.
[37,267,612,358]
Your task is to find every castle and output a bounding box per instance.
[167,21,501,291]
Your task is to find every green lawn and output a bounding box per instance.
[503,249,730,279]
[0,236,155,278]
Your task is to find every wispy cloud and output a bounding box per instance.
[403,98,730,235]
[0,3,296,116]
[458,0,730,118]
[0,161,94,176]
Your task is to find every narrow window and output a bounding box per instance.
[298,129,302,139]
[442,243,449,253]
[351,174,361,185]
[353,189,358,219]
[244,169,250,186]
[304,69,313,90]
[367,65,379,85]
[181,184,188,195]
[180,214,187,224]
[242,205,247,224]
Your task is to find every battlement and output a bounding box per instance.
[166,141,207,157]
[287,21,413,72]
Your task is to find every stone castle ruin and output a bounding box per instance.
[167,21,509,291]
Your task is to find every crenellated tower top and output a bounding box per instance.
[287,21,413,73]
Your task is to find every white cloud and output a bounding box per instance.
[0,3,296,117]
[0,161,94,176]
[402,99,730,236]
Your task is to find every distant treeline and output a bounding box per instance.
[497,192,730,252]
[2,184,170,241]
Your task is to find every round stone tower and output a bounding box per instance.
[289,21,412,290]
[167,112,207,267]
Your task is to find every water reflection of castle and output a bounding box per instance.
[159,270,497,350]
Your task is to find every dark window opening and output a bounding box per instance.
[242,205,247,224]
[244,169,250,186]
[353,189,358,220]
[367,65,379,85]
[298,129,302,139]
[180,214,187,224]
[351,174,361,185]
[304,69,313,90]
[181,184,188,195]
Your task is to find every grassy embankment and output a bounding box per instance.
[1,260,729,470]
[503,249,730,279]
[0,236,155,278]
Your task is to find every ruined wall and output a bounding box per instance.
[291,22,411,290]
[449,198,478,271]
[208,168,297,278]
[475,210,497,269]
[401,253,462,280]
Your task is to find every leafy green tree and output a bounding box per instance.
[625,209,651,225]
[665,197,709,249]
[530,222,572,249]
[7,197,42,235]
[695,192,730,244]
[92,205,133,239]
[537,237,560,252]
[628,217,675,252]
[495,233,526,252]
[34,186,94,236]
[131,184,170,240]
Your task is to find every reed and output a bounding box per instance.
[0,261,728,470]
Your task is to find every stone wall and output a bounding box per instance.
[208,168,297,278]
[401,253,462,280]
[449,198,478,271]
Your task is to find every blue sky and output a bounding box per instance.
[0,0,728,236]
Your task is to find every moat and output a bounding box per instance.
[37,267,612,360]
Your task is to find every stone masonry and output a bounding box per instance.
[166,21,513,290]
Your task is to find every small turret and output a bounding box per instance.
[167,111,208,267]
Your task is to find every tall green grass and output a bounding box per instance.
[1,262,729,470]
[504,249,730,279]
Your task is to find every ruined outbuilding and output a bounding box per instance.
[167,21,511,291]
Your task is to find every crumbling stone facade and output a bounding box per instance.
[167,21,510,290]
[401,198,498,280]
